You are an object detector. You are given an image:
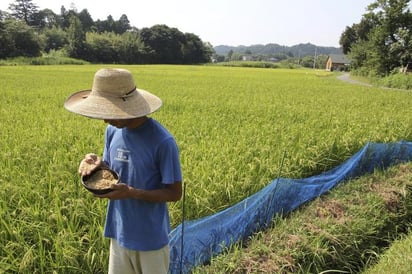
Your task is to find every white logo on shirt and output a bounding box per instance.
[115,148,130,162]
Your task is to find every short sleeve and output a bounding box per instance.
[158,138,182,184]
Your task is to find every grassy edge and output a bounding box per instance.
[193,162,412,273]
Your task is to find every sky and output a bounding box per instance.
[1,0,409,47]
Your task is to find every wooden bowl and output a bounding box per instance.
[81,167,119,195]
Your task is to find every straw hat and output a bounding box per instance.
[64,68,162,119]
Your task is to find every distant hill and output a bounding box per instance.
[214,43,342,57]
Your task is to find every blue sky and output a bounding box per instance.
[2,0,410,47]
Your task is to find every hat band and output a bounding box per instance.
[94,87,137,100]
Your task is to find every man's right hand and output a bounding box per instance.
[78,153,102,176]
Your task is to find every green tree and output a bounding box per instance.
[340,25,358,54]
[44,26,68,52]
[118,30,145,63]
[139,24,185,64]
[300,55,315,68]
[390,27,412,69]
[84,31,121,63]
[31,8,59,29]
[0,9,10,21]
[59,6,77,29]
[227,49,234,61]
[341,0,412,75]
[366,0,412,73]
[182,33,213,63]
[315,54,329,69]
[66,15,85,58]
[106,15,116,32]
[77,9,94,32]
[115,14,131,34]
[339,18,375,55]
[8,0,38,25]
[95,15,116,33]
[0,20,15,58]
[0,19,41,57]
[348,39,370,70]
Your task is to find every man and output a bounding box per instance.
[64,68,182,274]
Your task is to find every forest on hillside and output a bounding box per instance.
[214,43,342,57]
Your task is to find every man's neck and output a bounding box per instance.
[127,116,149,129]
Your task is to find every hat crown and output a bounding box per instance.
[64,68,162,119]
[92,68,135,95]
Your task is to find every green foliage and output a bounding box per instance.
[341,0,412,76]
[0,2,213,64]
[340,25,357,54]
[44,27,68,52]
[1,65,412,272]
[300,55,315,68]
[0,19,42,58]
[377,72,412,89]
[8,0,38,25]
[0,51,89,65]
[0,21,14,57]
[139,24,211,64]
[66,15,86,59]
[77,9,95,32]
[84,31,122,63]
[390,27,412,68]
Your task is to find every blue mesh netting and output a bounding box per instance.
[168,141,412,273]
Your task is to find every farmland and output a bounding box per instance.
[1,65,412,273]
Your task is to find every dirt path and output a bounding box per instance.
[337,73,411,91]
[337,73,372,86]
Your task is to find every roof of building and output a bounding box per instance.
[328,54,350,64]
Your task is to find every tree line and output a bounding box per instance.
[0,0,213,64]
[339,0,412,76]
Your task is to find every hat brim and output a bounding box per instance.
[64,88,162,119]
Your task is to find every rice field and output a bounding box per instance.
[1,65,412,273]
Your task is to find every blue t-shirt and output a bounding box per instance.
[102,118,182,251]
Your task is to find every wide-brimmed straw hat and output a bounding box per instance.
[64,68,162,119]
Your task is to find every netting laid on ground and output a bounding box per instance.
[168,141,412,274]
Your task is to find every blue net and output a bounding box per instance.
[168,141,412,273]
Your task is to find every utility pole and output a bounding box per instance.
[313,46,317,69]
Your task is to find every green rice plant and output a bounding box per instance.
[362,228,412,274]
[1,65,412,272]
